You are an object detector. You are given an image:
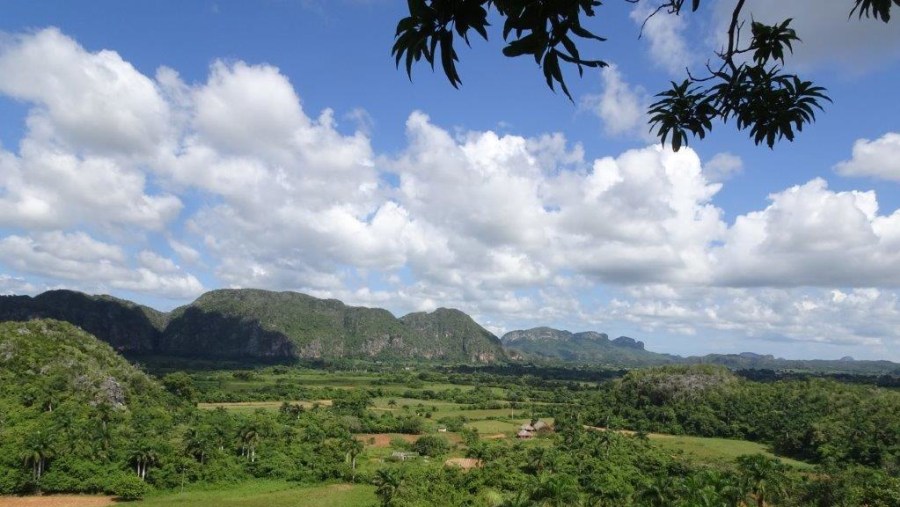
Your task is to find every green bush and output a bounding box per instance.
[109,473,149,501]
[413,435,450,457]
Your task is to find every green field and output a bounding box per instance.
[140,481,376,507]
[649,433,814,469]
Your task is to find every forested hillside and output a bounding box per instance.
[502,327,675,366]
[0,289,506,363]
[0,320,174,495]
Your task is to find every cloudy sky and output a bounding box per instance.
[1,0,899,360]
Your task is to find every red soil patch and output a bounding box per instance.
[0,496,116,507]
[355,433,418,448]
[444,458,483,469]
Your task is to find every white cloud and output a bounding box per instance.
[834,132,900,181]
[580,65,652,140]
[0,29,182,231]
[601,286,899,349]
[703,152,743,182]
[713,179,900,287]
[0,232,202,299]
[1,28,900,357]
[630,3,694,75]
[0,27,173,157]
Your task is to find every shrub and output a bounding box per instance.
[109,474,149,501]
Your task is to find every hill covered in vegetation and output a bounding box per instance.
[502,327,676,366]
[0,289,506,363]
[0,319,175,495]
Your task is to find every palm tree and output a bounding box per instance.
[526,446,550,474]
[639,474,676,507]
[373,468,405,506]
[737,454,786,507]
[531,473,580,507]
[21,431,53,484]
[239,426,260,462]
[344,437,365,483]
[500,491,533,507]
[129,443,160,481]
[184,427,209,465]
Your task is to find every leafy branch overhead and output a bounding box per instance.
[392,0,897,151]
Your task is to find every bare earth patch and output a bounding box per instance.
[0,496,116,507]
[355,433,417,447]
[444,458,483,469]
[484,433,507,439]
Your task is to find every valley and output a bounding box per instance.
[1,316,898,506]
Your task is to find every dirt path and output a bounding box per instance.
[0,496,116,507]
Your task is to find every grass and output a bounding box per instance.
[198,400,331,413]
[140,481,376,507]
[649,433,814,469]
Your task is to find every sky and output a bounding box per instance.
[0,0,899,361]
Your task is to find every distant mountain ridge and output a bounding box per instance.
[0,289,505,363]
[502,326,900,374]
[1,290,898,374]
[501,327,674,366]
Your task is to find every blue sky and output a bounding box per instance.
[1,0,899,360]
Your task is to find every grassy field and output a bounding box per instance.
[192,369,815,474]
[649,433,814,469]
[197,400,332,413]
[140,481,376,507]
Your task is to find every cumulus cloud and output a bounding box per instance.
[713,179,900,287]
[580,65,652,140]
[2,28,900,357]
[0,232,202,299]
[703,152,743,182]
[834,132,900,181]
[630,2,694,75]
[0,27,173,156]
[0,29,182,231]
[603,286,900,349]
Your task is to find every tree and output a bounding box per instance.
[530,473,581,507]
[392,0,896,151]
[413,434,451,457]
[736,454,787,507]
[373,467,406,507]
[128,442,160,481]
[21,430,53,485]
[342,437,365,482]
[239,426,261,463]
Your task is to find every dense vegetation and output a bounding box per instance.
[1,320,898,505]
[0,289,506,363]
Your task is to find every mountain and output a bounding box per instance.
[688,353,900,375]
[400,307,504,363]
[501,327,674,366]
[0,289,505,363]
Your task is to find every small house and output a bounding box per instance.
[516,429,533,439]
